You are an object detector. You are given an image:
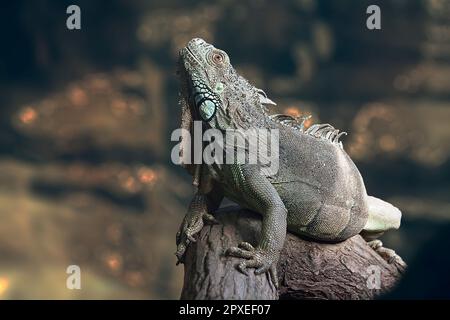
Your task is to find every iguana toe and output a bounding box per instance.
[237,260,260,275]
[225,242,279,288]
[225,242,256,259]
[175,242,188,265]
[226,246,254,259]
[368,240,407,273]
[203,212,220,224]
[269,265,279,289]
[238,242,255,251]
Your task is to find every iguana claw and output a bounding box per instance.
[368,240,407,273]
[203,213,220,224]
[225,242,279,289]
[175,209,219,265]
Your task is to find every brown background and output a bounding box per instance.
[0,0,448,298]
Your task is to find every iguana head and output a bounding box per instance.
[178,38,276,132]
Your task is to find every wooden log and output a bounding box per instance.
[180,206,404,300]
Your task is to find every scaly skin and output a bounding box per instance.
[175,38,403,286]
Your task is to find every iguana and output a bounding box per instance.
[175,38,405,286]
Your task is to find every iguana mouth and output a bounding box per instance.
[184,46,202,68]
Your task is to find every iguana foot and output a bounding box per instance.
[175,209,219,265]
[225,242,279,289]
[368,240,407,273]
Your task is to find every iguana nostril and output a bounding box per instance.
[190,38,205,45]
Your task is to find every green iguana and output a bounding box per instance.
[175,38,405,286]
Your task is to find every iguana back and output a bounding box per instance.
[271,126,369,241]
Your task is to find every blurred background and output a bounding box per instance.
[0,0,449,299]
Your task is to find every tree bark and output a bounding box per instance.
[180,206,404,300]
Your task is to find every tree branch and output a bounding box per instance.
[180,206,404,300]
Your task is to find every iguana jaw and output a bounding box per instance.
[179,38,212,122]
[177,55,197,123]
[177,39,215,178]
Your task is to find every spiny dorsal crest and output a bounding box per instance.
[269,113,347,148]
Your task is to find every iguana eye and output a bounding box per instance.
[212,52,225,64]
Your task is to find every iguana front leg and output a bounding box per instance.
[225,165,287,287]
[175,176,223,264]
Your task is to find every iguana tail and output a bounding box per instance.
[363,196,401,235]
[362,196,406,269]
